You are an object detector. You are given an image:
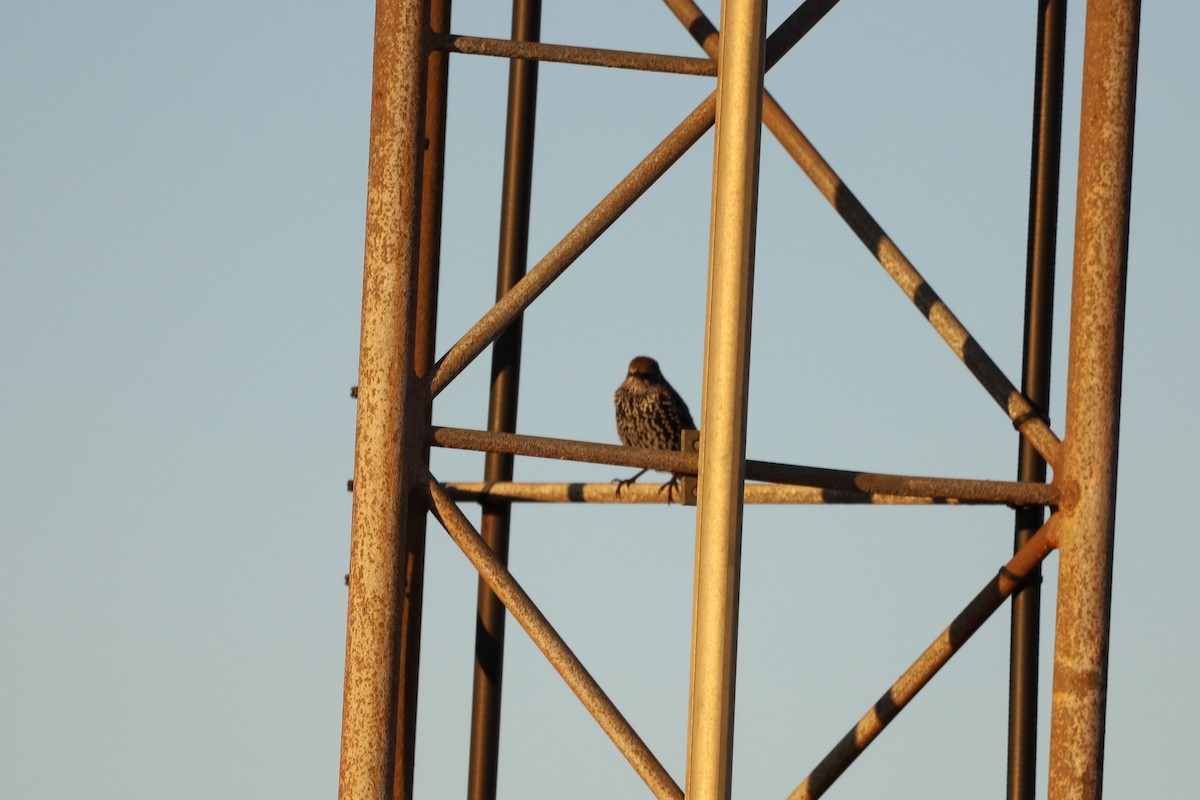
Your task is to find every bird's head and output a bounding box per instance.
[626,356,662,384]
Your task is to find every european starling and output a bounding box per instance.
[613,355,695,495]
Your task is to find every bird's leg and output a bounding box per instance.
[613,467,650,495]
[657,475,681,505]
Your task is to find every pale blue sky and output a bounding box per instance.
[2,2,1195,798]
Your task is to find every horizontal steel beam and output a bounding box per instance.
[430,427,1059,506]
[431,33,717,75]
[442,481,979,505]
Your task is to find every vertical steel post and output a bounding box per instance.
[1008,2,1067,798]
[466,0,541,798]
[685,0,766,797]
[339,1,430,798]
[1048,0,1140,798]
[392,0,452,797]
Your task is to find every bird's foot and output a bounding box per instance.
[613,467,650,496]
[657,477,680,505]
[612,476,637,496]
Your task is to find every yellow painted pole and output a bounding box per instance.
[685,0,766,796]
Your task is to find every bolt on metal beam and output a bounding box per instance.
[338,0,430,798]
[1048,1,1140,797]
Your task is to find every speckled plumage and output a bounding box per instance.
[614,356,695,453]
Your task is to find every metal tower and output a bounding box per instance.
[338,1,1139,798]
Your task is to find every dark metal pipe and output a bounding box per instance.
[466,1,540,797]
[1007,2,1067,798]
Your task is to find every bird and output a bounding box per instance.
[613,355,696,499]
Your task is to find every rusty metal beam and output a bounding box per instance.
[432,32,716,75]
[746,458,1056,508]
[339,0,429,797]
[1047,1,1140,797]
[788,516,1061,800]
[442,481,979,505]
[391,0,452,796]
[429,426,1059,506]
[433,425,691,475]
[764,107,1065,468]
[424,474,684,800]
